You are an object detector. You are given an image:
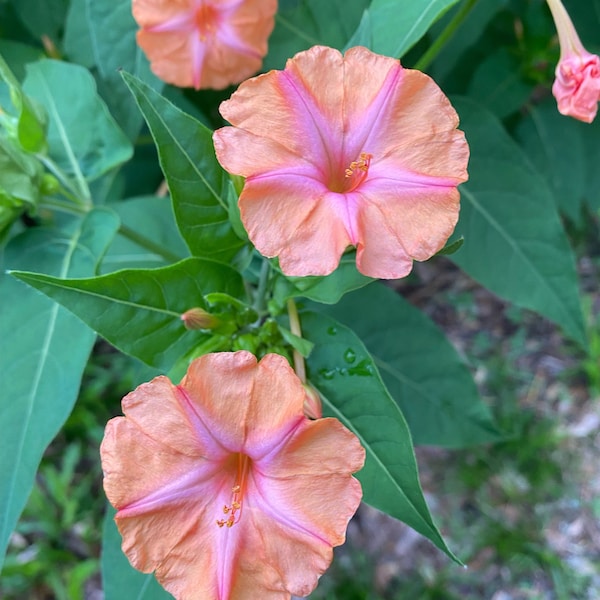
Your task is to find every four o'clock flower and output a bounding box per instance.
[213,45,469,280]
[546,0,600,122]
[101,351,365,600]
[132,0,277,90]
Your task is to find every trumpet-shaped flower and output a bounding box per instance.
[132,0,277,90]
[101,351,365,600]
[547,0,600,122]
[213,45,469,279]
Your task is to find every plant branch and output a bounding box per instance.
[414,0,479,72]
[287,298,306,383]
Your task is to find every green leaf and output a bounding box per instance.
[273,255,374,307]
[0,207,120,566]
[452,97,586,347]
[122,72,245,263]
[0,52,47,153]
[101,196,189,273]
[64,0,164,140]
[516,100,586,223]
[467,48,533,120]
[346,0,460,58]
[581,116,600,213]
[429,0,510,83]
[11,258,245,369]
[63,0,95,68]
[436,236,464,256]
[265,0,369,70]
[10,0,68,42]
[0,135,43,207]
[22,60,133,194]
[102,506,172,600]
[315,283,500,447]
[302,311,458,561]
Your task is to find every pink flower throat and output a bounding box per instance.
[329,152,372,193]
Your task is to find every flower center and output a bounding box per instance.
[194,2,218,40]
[329,152,372,193]
[216,453,251,528]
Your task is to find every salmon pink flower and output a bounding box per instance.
[101,351,365,600]
[547,0,600,122]
[132,0,277,90]
[213,45,469,279]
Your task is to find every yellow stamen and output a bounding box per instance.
[216,454,251,529]
[344,152,372,178]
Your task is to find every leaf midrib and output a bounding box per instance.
[11,272,182,319]
[0,228,80,554]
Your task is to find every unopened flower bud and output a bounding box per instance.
[302,383,322,420]
[180,308,220,330]
[547,0,600,122]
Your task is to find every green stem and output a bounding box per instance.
[287,298,306,383]
[414,0,479,72]
[40,196,87,215]
[253,259,271,313]
[38,200,180,264]
[119,224,181,264]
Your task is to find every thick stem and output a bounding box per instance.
[414,0,479,72]
[287,298,306,383]
[119,224,182,264]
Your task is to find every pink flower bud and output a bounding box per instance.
[547,0,600,123]
[180,307,220,330]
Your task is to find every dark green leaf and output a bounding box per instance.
[11,258,245,369]
[11,0,68,42]
[516,100,586,224]
[64,0,164,140]
[346,0,460,58]
[122,72,245,263]
[316,283,500,447]
[0,207,120,566]
[302,311,458,561]
[467,48,533,120]
[430,0,510,83]
[581,116,600,213]
[452,97,586,347]
[63,0,95,68]
[265,0,369,70]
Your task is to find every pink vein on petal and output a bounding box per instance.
[175,385,229,454]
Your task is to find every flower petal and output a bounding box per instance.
[136,30,197,88]
[239,176,353,276]
[246,473,363,596]
[180,352,309,456]
[120,375,221,458]
[132,0,192,26]
[355,183,461,279]
[102,418,228,575]
[264,418,366,477]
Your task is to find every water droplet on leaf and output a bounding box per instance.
[343,349,356,364]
